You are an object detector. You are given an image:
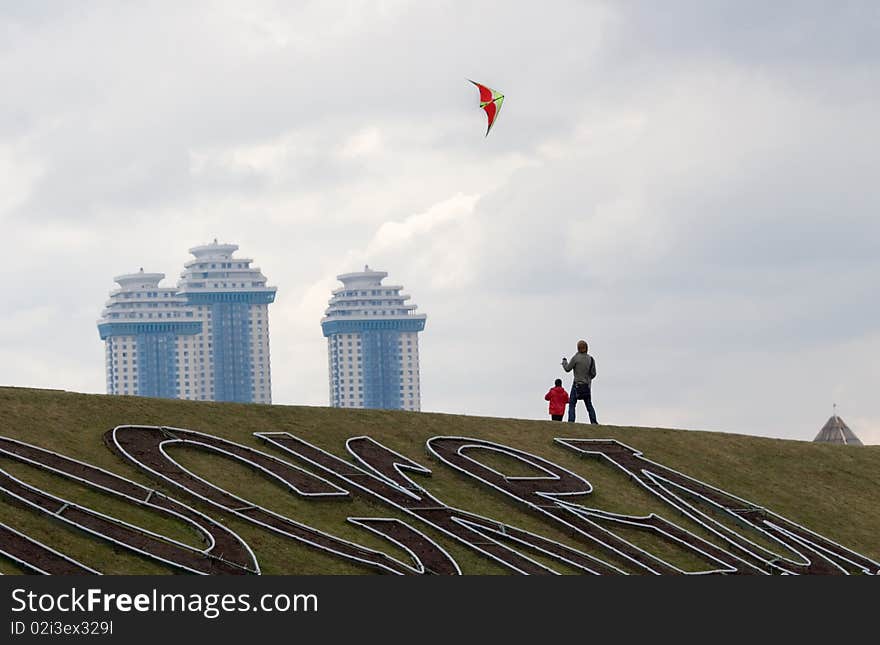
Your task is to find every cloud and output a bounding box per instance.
[1,2,877,444]
[0,306,55,337]
[368,192,477,251]
[0,142,42,215]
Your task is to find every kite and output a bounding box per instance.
[469,80,504,136]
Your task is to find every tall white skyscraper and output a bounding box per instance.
[98,240,276,403]
[321,266,426,411]
[175,240,276,403]
[98,270,200,398]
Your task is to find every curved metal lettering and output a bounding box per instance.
[554,438,880,575]
[427,436,769,574]
[0,523,99,575]
[261,433,635,574]
[2,427,874,575]
[108,426,457,575]
[0,436,258,575]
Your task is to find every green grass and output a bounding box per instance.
[1,386,878,574]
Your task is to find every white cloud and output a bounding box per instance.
[338,127,383,159]
[368,192,477,252]
[1,2,878,444]
[0,306,55,337]
[0,143,42,216]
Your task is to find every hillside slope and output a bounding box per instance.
[1,386,878,574]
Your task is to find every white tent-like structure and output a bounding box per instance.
[813,414,864,446]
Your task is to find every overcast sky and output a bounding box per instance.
[2,1,878,444]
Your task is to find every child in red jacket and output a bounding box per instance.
[545,379,570,421]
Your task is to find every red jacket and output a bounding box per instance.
[545,386,570,416]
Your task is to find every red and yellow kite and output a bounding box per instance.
[469,80,504,136]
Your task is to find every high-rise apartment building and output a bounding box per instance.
[176,241,276,403]
[97,270,200,399]
[321,266,426,410]
[98,240,276,403]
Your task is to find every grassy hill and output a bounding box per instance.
[1,386,878,575]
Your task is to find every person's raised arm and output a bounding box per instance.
[561,356,573,372]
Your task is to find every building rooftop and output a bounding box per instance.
[188,239,240,259]
[336,265,389,287]
[813,415,863,446]
[113,268,164,289]
[321,266,426,327]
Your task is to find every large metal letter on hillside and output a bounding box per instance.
[258,432,692,574]
[554,438,880,575]
[108,425,459,575]
[426,436,771,574]
[0,436,257,574]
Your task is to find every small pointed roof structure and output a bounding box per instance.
[813,411,863,446]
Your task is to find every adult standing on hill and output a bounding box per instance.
[562,340,598,424]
